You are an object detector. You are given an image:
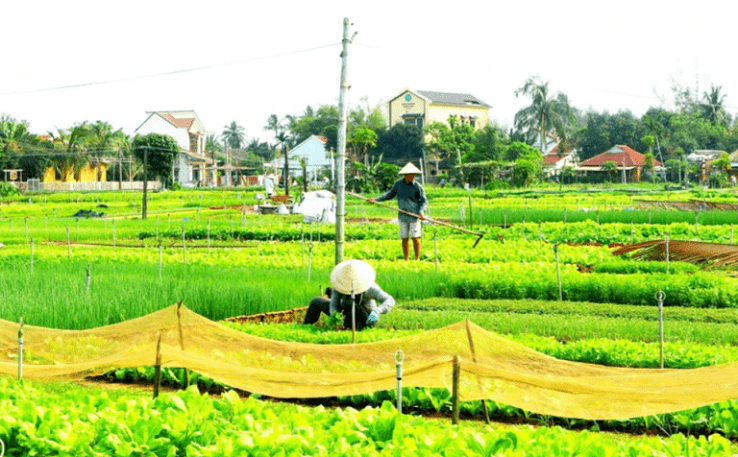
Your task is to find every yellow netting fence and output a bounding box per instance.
[1,303,738,420]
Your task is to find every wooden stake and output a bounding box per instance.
[452,355,460,425]
[554,244,563,301]
[153,333,162,398]
[465,320,490,424]
[176,301,190,388]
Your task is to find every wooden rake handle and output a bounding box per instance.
[346,191,484,248]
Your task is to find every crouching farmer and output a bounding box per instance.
[303,260,395,330]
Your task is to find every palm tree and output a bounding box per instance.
[87,121,125,181]
[0,116,33,170]
[264,115,294,195]
[48,123,90,182]
[702,84,727,126]
[514,76,567,154]
[222,121,246,149]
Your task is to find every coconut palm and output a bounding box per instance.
[514,76,568,154]
[48,123,91,182]
[222,121,246,150]
[264,115,294,195]
[702,84,727,126]
[0,116,36,170]
[87,121,125,181]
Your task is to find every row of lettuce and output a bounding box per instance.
[0,378,734,457]
[3,216,738,245]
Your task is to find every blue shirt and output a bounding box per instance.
[375,178,428,222]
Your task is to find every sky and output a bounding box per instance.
[2,0,737,145]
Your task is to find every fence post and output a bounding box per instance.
[30,238,34,274]
[67,226,72,259]
[158,243,163,278]
[86,264,91,293]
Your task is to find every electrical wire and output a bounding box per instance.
[0,42,341,96]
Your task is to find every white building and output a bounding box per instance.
[134,110,213,187]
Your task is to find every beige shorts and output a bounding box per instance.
[399,220,422,239]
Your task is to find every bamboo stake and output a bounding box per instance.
[153,333,162,399]
[17,318,23,381]
[351,284,356,344]
[347,191,483,247]
[176,300,190,388]
[554,244,563,301]
[452,355,460,425]
[465,320,490,424]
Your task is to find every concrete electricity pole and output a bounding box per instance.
[335,17,355,265]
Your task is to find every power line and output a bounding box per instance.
[0,42,341,96]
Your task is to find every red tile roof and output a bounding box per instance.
[158,112,195,129]
[543,154,565,166]
[315,135,328,143]
[579,145,661,167]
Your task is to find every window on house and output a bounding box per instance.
[403,115,423,129]
[469,118,476,128]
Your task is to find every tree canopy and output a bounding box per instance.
[132,133,180,188]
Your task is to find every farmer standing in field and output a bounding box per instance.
[369,162,428,261]
[303,260,395,330]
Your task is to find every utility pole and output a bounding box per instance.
[335,17,355,265]
[118,148,122,190]
[142,146,148,219]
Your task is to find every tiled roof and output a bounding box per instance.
[579,145,661,167]
[417,90,491,108]
[315,135,328,143]
[158,112,195,129]
[543,154,565,166]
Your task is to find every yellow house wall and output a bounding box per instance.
[388,90,490,129]
[425,104,490,127]
[388,90,427,127]
[43,164,108,183]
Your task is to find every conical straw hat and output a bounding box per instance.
[399,162,422,175]
[330,260,376,294]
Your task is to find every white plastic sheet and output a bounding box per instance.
[292,190,336,223]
